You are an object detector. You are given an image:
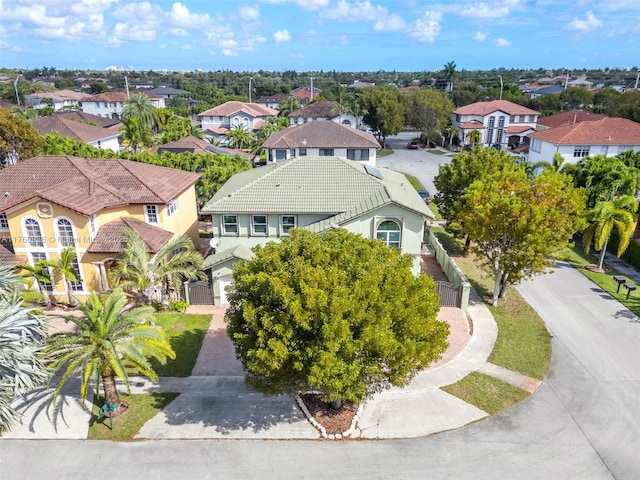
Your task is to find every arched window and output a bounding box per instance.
[24,218,44,247]
[376,220,401,248]
[57,218,75,247]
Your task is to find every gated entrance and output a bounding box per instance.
[184,281,214,305]
[435,281,463,308]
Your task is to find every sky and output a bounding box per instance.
[1,0,639,73]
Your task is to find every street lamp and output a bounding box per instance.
[498,75,503,101]
[14,74,23,106]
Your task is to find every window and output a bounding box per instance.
[347,149,370,161]
[24,218,44,247]
[618,146,633,154]
[290,149,295,157]
[89,215,97,236]
[57,218,75,247]
[531,138,542,153]
[573,146,590,158]
[496,117,505,145]
[70,258,84,292]
[222,215,238,234]
[486,116,495,145]
[31,252,52,291]
[280,215,296,235]
[0,212,8,231]
[509,116,516,123]
[275,149,287,161]
[251,215,268,235]
[167,198,178,217]
[376,220,401,248]
[319,148,334,156]
[299,148,307,156]
[145,205,158,224]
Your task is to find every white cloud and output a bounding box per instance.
[321,0,388,22]
[170,28,188,36]
[374,14,406,32]
[273,29,292,43]
[239,5,260,21]
[410,10,442,43]
[474,31,487,41]
[258,0,329,11]
[167,2,212,29]
[567,11,603,33]
[221,48,237,56]
[495,37,511,47]
[459,0,520,19]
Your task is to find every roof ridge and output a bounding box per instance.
[116,159,167,202]
[66,156,130,203]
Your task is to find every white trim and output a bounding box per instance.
[280,215,297,236]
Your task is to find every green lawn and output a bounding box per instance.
[377,148,394,157]
[88,392,179,440]
[151,313,211,377]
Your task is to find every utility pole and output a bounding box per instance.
[249,77,253,102]
[14,74,22,106]
[498,75,503,101]
[309,77,314,101]
[125,75,130,97]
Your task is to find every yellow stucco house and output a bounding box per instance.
[0,155,200,300]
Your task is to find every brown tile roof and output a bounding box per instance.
[261,121,380,149]
[529,117,640,145]
[32,116,119,143]
[0,156,200,216]
[80,90,162,102]
[254,93,288,104]
[459,120,485,129]
[0,242,24,266]
[505,125,535,134]
[157,136,211,154]
[454,100,540,116]
[28,89,86,102]
[289,101,338,119]
[537,109,607,129]
[197,101,277,118]
[56,110,122,128]
[87,217,173,253]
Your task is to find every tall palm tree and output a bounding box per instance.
[278,97,300,117]
[44,246,80,307]
[110,229,204,305]
[15,260,52,307]
[583,195,638,271]
[443,61,456,92]
[120,117,153,153]
[225,124,256,151]
[122,92,158,131]
[10,106,38,121]
[46,289,175,408]
[0,266,50,434]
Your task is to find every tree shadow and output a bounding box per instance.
[151,328,208,377]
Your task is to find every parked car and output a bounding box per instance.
[417,189,431,203]
[407,142,420,150]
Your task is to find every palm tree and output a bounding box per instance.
[225,124,256,151]
[110,229,204,305]
[278,97,300,117]
[46,289,175,409]
[15,261,52,307]
[10,106,38,121]
[0,266,50,434]
[466,129,481,147]
[443,61,456,92]
[444,125,458,148]
[583,195,638,271]
[122,92,158,131]
[120,117,153,153]
[533,152,566,174]
[44,247,80,307]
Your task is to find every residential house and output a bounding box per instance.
[261,121,379,165]
[157,135,254,160]
[537,109,606,130]
[146,86,190,99]
[288,101,357,128]
[81,91,165,119]
[452,100,540,148]
[527,117,640,165]
[25,90,86,111]
[32,113,122,151]
[567,76,597,88]
[200,155,434,304]
[290,86,322,102]
[197,101,278,144]
[529,85,564,99]
[0,156,200,299]
[254,93,289,110]
[350,80,376,88]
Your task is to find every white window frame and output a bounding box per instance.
[145,205,159,224]
[56,217,76,247]
[573,146,590,158]
[280,215,296,235]
[319,148,334,156]
[222,215,239,235]
[70,257,84,292]
[375,218,402,249]
[167,198,178,217]
[23,218,45,247]
[347,149,370,161]
[0,212,8,231]
[30,252,53,292]
[530,138,542,153]
[251,215,268,235]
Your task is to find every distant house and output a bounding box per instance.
[200,155,434,304]
[25,90,86,111]
[32,114,121,151]
[157,135,254,160]
[529,85,564,99]
[290,86,322,102]
[527,117,640,165]
[146,86,190,99]
[81,91,165,119]
[254,93,289,110]
[261,121,379,165]
[197,101,278,144]
[452,100,540,148]
[537,109,606,130]
[567,76,597,88]
[288,101,357,128]
[0,155,200,297]
[350,80,376,88]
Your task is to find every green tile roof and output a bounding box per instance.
[201,156,434,221]
[202,244,255,270]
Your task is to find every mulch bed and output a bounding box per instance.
[298,394,358,436]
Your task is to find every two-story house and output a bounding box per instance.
[81,91,165,119]
[452,100,540,149]
[25,89,87,112]
[261,121,379,165]
[32,114,122,151]
[199,155,434,305]
[0,156,200,299]
[288,101,358,128]
[197,101,278,144]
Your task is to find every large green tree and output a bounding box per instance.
[582,195,637,271]
[0,108,43,168]
[454,162,586,305]
[46,289,175,408]
[44,246,80,307]
[572,154,640,209]
[402,88,454,146]
[559,87,594,110]
[226,228,448,408]
[122,92,158,131]
[360,85,405,148]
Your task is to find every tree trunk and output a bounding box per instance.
[463,235,471,252]
[38,282,51,306]
[330,399,343,410]
[598,237,609,271]
[66,280,78,307]
[102,373,120,407]
[492,266,503,306]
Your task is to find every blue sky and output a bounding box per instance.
[1,0,639,72]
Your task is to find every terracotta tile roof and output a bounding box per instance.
[204,126,229,135]
[505,125,535,134]
[454,100,540,116]
[32,116,119,143]
[537,109,607,129]
[197,101,277,118]
[261,121,380,149]
[0,243,24,266]
[26,89,86,104]
[529,117,640,145]
[56,110,122,128]
[87,217,173,253]
[80,90,162,102]
[254,93,288,104]
[157,136,211,154]
[289,101,338,119]
[0,156,200,216]
[459,120,485,129]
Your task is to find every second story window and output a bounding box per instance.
[252,215,268,235]
[223,215,238,234]
[573,146,590,158]
[319,148,334,156]
[57,218,75,247]
[24,218,44,247]
[0,212,8,231]
[167,199,178,217]
[281,215,296,235]
[89,215,97,236]
[145,205,158,224]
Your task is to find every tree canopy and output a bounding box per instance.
[360,85,405,147]
[226,228,448,405]
[0,108,43,168]
[402,88,454,146]
[572,154,640,209]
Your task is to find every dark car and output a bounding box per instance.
[407,142,420,149]
[417,189,431,203]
